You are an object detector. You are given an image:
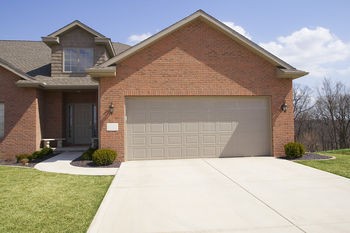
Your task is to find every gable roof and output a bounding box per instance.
[42,20,118,57]
[97,10,307,79]
[48,20,106,38]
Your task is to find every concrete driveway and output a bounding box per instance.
[88,157,350,233]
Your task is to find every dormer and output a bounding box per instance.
[42,20,116,77]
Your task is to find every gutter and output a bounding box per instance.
[87,66,116,78]
[277,68,309,79]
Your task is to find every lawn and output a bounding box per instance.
[296,149,350,179]
[0,166,113,233]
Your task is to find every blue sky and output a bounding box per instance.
[1,0,350,89]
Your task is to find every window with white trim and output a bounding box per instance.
[0,103,4,138]
[63,48,93,73]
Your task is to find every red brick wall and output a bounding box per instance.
[99,19,294,160]
[42,91,63,138]
[0,67,40,160]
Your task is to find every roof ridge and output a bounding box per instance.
[0,39,42,42]
[0,39,129,45]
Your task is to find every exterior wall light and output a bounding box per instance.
[109,102,114,114]
[281,102,288,112]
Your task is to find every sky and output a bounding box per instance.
[1,0,350,90]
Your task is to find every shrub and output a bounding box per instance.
[81,148,96,160]
[41,147,53,156]
[92,149,117,166]
[20,158,29,165]
[16,154,31,163]
[284,142,305,159]
[31,147,53,160]
[31,151,42,160]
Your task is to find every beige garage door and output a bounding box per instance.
[126,96,271,160]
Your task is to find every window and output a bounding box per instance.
[0,103,4,138]
[64,48,93,73]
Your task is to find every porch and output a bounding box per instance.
[39,90,98,148]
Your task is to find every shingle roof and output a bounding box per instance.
[0,40,51,76]
[0,40,130,78]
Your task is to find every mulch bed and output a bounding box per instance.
[282,153,333,161]
[0,152,61,168]
[70,156,121,168]
[1,152,332,168]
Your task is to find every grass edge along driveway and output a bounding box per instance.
[295,149,350,179]
[0,166,113,233]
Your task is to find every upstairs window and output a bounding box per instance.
[64,48,93,73]
[0,103,4,138]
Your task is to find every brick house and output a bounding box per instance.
[0,10,307,161]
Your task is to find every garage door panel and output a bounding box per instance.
[183,122,199,133]
[131,148,147,160]
[185,147,199,157]
[150,148,165,158]
[131,136,146,146]
[203,146,216,157]
[126,97,271,160]
[168,147,182,158]
[150,136,164,145]
[184,135,199,144]
[168,136,182,145]
[203,135,216,144]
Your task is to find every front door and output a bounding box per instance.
[74,104,92,144]
[67,103,96,145]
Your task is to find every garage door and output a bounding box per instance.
[126,96,271,160]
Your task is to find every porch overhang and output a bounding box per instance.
[16,76,98,89]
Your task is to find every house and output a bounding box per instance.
[0,10,307,161]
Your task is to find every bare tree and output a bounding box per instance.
[293,84,313,142]
[315,78,350,149]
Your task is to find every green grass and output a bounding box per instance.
[0,166,113,233]
[296,149,350,179]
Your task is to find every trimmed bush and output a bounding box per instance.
[92,149,117,166]
[41,147,53,156]
[31,151,42,160]
[81,148,96,160]
[284,142,305,159]
[31,147,53,160]
[20,158,29,165]
[16,154,31,163]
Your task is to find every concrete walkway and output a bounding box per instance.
[34,151,118,176]
[88,157,350,233]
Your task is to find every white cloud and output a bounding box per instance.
[223,21,251,39]
[260,27,350,88]
[128,32,152,45]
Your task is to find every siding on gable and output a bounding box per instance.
[51,27,110,77]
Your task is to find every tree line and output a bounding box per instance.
[294,78,350,151]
